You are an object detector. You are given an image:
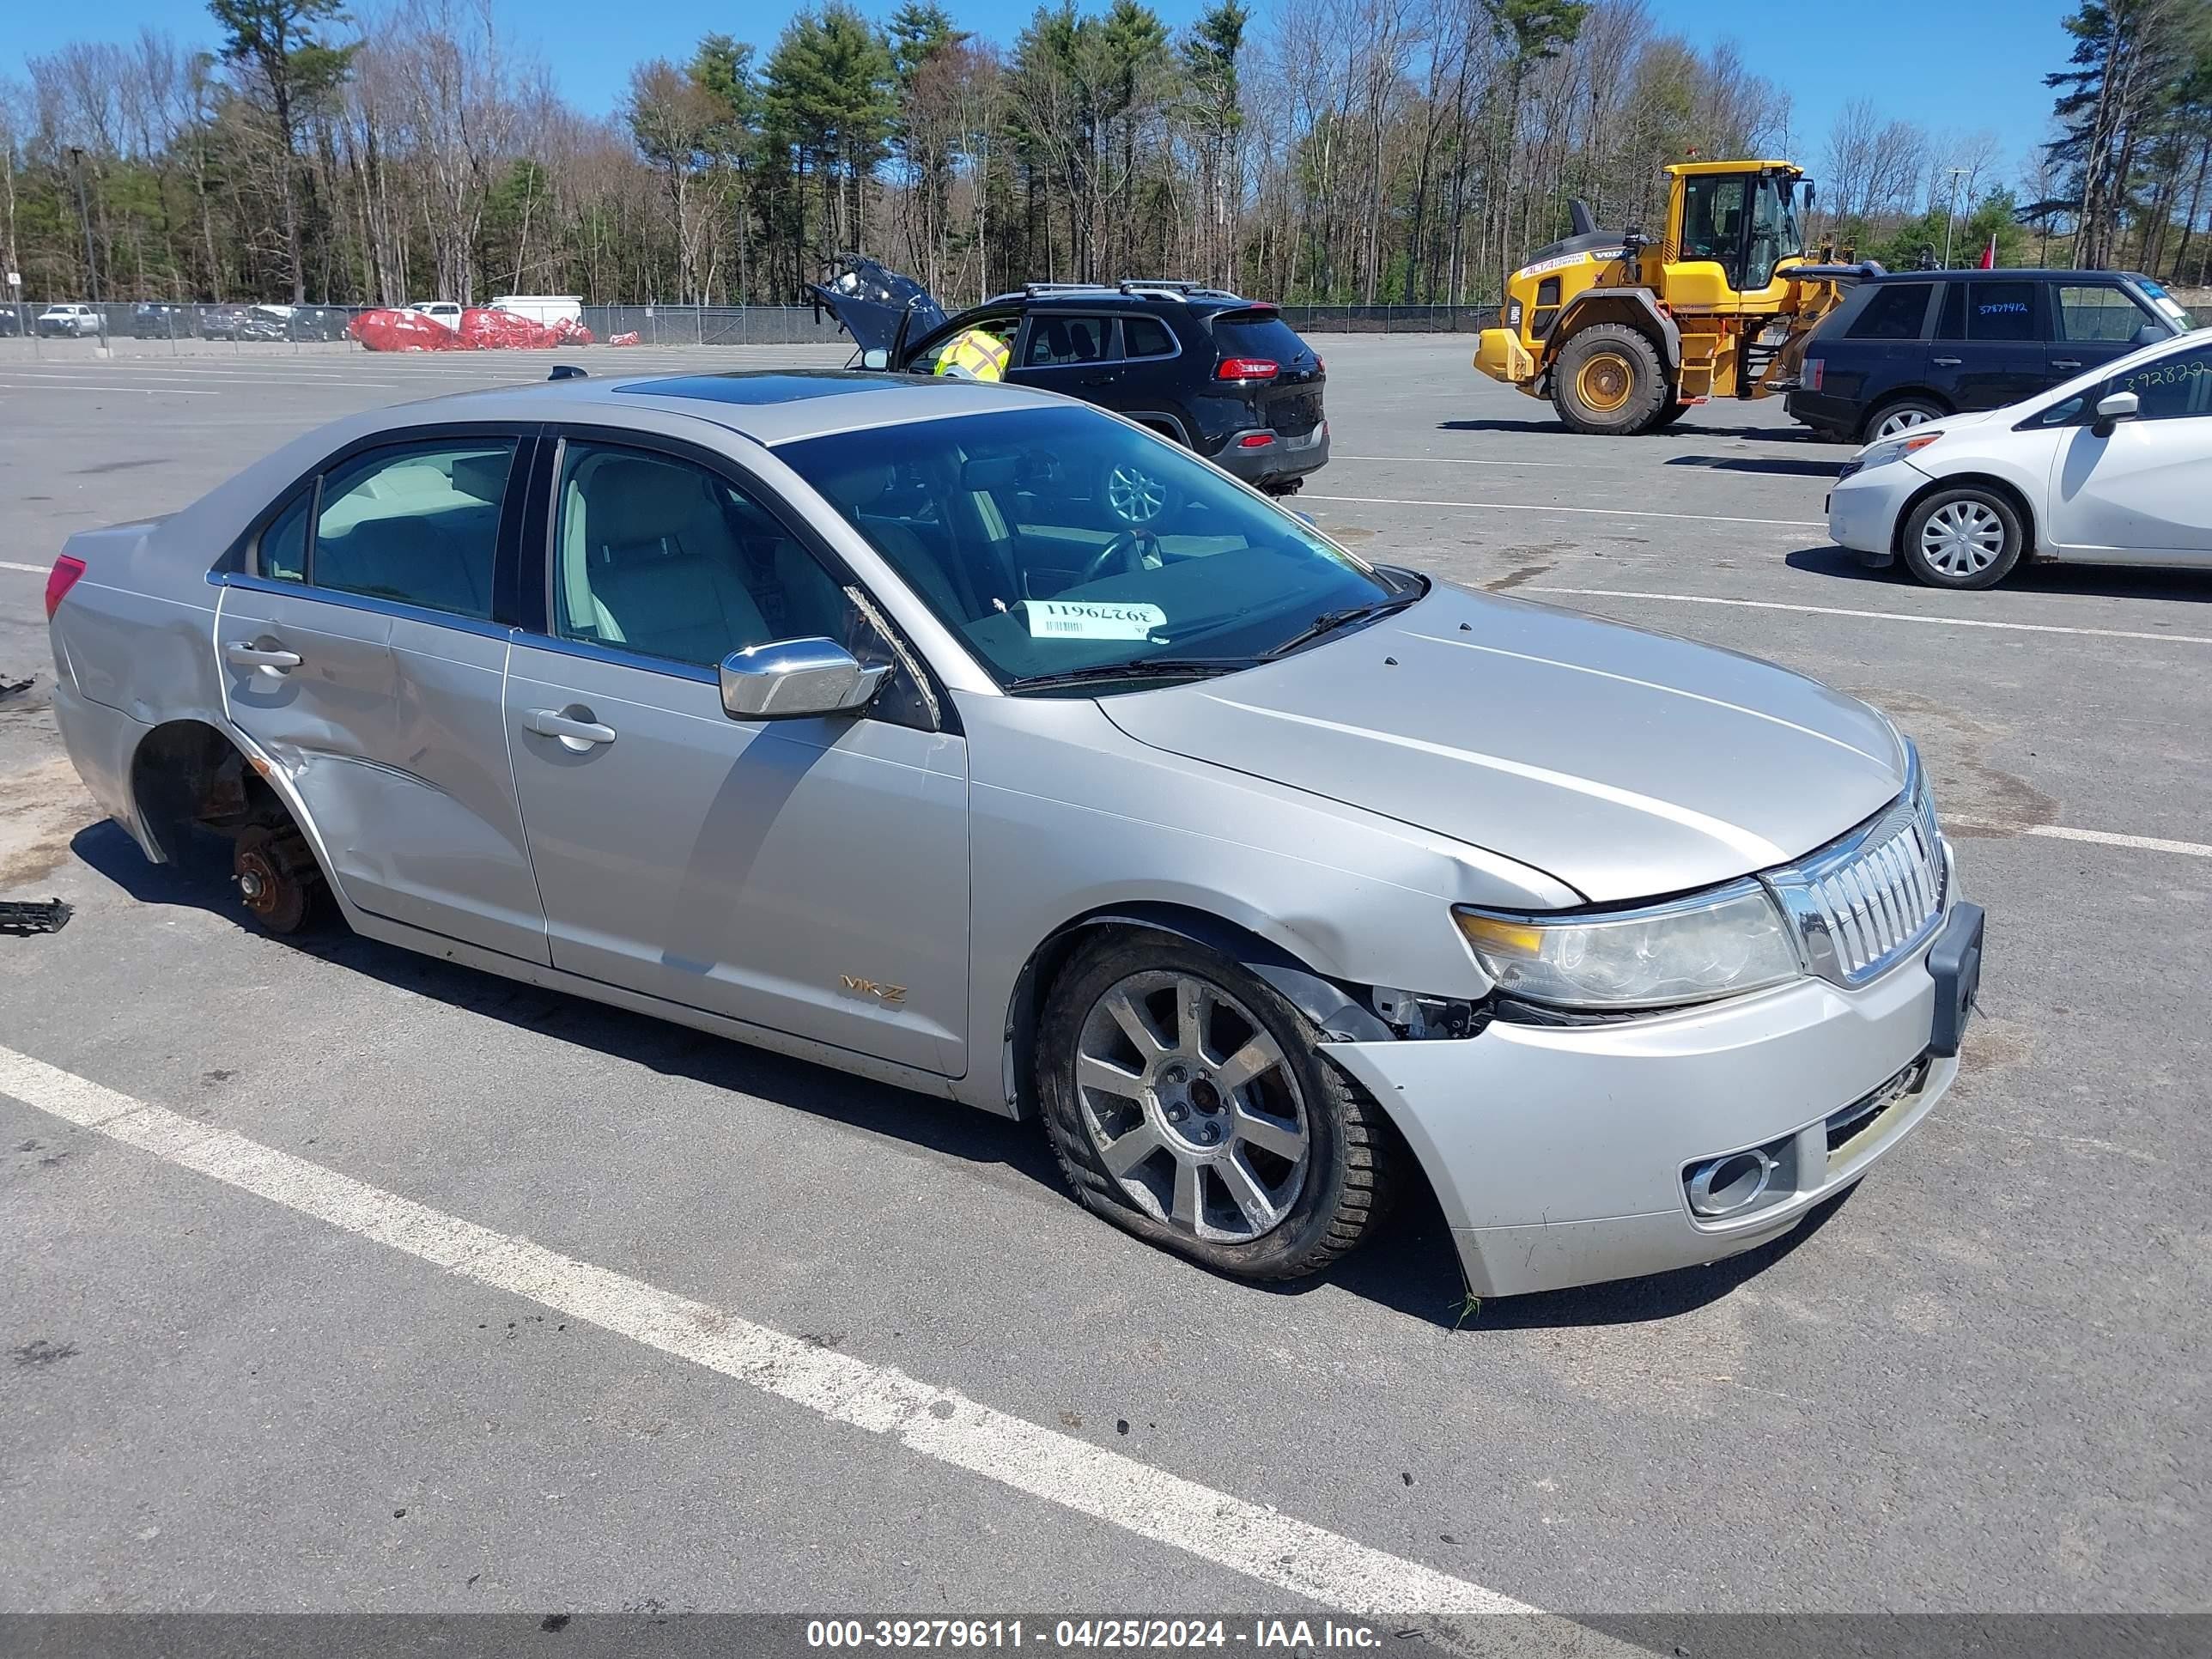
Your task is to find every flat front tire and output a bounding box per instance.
[1036,933,1395,1281]
[1900,486,2026,589]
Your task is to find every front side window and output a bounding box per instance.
[551,441,851,668]
[1966,282,2036,342]
[2056,283,2154,343]
[1741,175,1802,289]
[2110,340,2212,420]
[775,405,1409,692]
[311,438,516,617]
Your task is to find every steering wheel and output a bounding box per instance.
[1079,531,1158,586]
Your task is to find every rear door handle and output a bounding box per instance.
[223,642,302,672]
[523,707,617,750]
[2051,358,2081,370]
[1932,356,1963,367]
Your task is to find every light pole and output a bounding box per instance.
[68,146,99,301]
[1941,167,1971,267]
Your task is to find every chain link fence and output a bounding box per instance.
[0,298,1514,352]
[7,296,2204,352]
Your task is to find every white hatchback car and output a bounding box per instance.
[1826,328,2212,588]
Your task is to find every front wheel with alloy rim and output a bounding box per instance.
[1863,397,1947,443]
[1551,323,1668,434]
[1900,485,2026,589]
[1036,933,1395,1280]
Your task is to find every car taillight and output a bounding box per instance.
[1217,358,1279,380]
[1237,433,1275,447]
[45,556,86,620]
[1804,358,1824,392]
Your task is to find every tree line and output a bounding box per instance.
[1,0,2207,312]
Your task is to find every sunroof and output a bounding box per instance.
[613,373,924,405]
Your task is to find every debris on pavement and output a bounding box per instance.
[0,898,72,936]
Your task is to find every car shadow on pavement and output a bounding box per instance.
[1664,454,1846,478]
[1784,543,2212,604]
[70,817,1844,1334]
[1314,1174,1853,1331]
[67,821,1066,1199]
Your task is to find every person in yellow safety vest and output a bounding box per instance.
[933,325,1011,382]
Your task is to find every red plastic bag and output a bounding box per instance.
[608,331,640,347]
[459,307,556,349]
[549,316,595,346]
[349,308,462,352]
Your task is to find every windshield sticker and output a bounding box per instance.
[1022,600,1168,641]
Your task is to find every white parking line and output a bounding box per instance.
[0,560,47,574]
[1958,823,2212,860]
[0,1042,1540,1623]
[1525,586,2212,647]
[0,381,222,396]
[1304,493,1824,529]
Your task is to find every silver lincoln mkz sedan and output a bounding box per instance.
[44,370,1983,1297]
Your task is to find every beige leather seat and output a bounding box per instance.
[568,454,769,664]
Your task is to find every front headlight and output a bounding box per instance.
[1455,882,1802,1011]
[1856,431,1944,470]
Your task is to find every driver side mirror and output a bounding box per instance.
[860,347,890,370]
[2092,390,2139,435]
[720,638,891,720]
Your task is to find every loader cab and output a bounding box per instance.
[1669,164,1806,304]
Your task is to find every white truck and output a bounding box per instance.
[491,295,583,328]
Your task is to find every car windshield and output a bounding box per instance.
[776,405,1406,692]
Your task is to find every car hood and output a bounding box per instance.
[806,253,949,355]
[1098,585,1907,903]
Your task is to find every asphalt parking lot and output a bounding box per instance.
[2,335,2208,1629]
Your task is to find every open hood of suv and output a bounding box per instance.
[806,253,948,356]
[1099,585,1908,904]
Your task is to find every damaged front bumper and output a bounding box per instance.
[1323,928,1962,1298]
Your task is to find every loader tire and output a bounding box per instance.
[1552,324,1669,435]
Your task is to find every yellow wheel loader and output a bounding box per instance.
[1473,161,1880,434]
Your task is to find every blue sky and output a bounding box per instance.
[14,0,2074,175]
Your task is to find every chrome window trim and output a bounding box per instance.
[215,571,515,644]
[508,628,718,687]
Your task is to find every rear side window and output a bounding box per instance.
[1966,281,2036,342]
[257,491,312,583]
[1122,316,1175,358]
[1847,284,1933,341]
[1209,310,1308,365]
[313,439,516,619]
[2056,283,2152,343]
[1023,315,1116,367]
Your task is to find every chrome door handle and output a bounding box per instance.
[1932,356,1962,367]
[523,708,617,749]
[2051,359,2081,370]
[223,642,302,672]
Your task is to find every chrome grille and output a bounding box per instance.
[1768,775,1948,988]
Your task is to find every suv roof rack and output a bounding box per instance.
[1012,279,1247,302]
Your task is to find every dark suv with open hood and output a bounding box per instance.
[810,256,1328,495]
